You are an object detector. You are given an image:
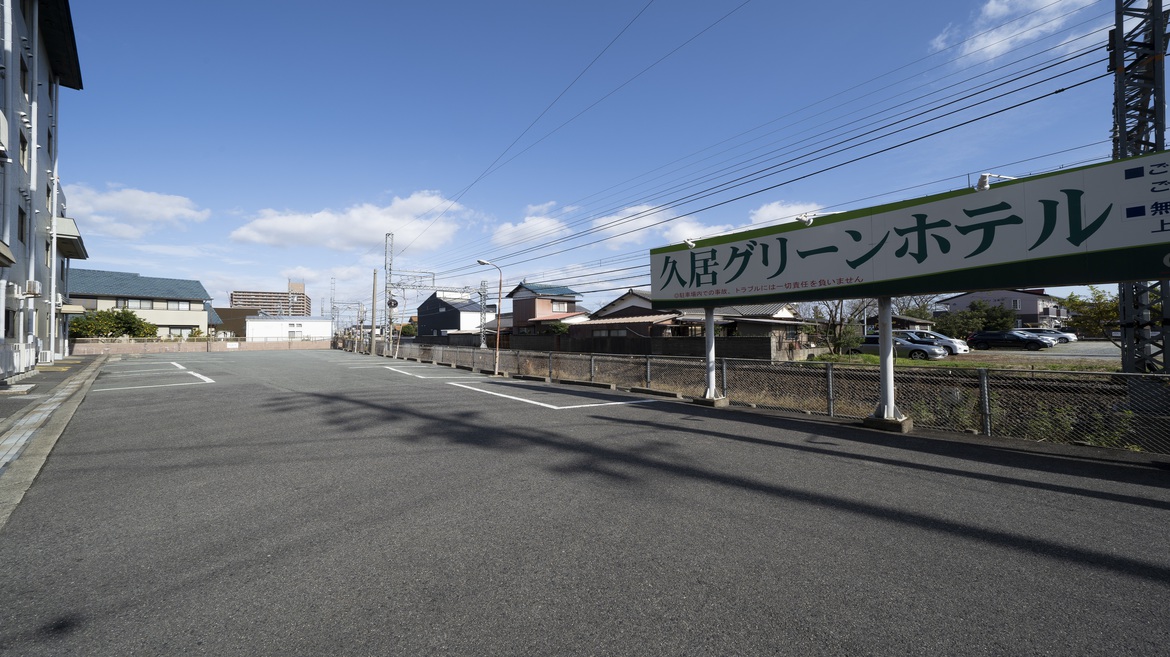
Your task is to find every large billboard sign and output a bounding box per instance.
[650,153,1170,308]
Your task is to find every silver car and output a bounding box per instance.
[894,329,970,355]
[1018,327,1077,343]
[850,336,947,360]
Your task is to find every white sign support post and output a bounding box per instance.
[705,307,718,400]
[865,296,911,432]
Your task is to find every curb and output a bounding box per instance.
[0,355,107,532]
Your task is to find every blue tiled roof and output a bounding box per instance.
[507,282,580,298]
[68,269,211,301]
[449,299,484,312]
[204,301,223,325]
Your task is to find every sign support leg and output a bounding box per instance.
[864,296,912,432]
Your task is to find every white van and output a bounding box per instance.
[894,329,970,355]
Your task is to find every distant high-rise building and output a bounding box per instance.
[230,282,311,316]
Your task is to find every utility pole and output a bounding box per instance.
[371,269,378,356]
[390,232,400,357]
[1113,0,1169,373]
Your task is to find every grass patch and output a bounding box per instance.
[812,353,1119,373]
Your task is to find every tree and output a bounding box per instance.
[798,298,873,354]
[399,323,417,337]
[891,294,941,320]
[967,300,1017,331]
[1064,285,1120,343]
[932,311,984,341]
[69,308,158,339]
[931,300,1016,338]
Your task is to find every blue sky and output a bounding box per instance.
[61,0,1112,321]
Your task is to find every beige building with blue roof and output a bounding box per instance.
[67,269,213,338]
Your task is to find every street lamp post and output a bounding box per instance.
[476,259,503,376]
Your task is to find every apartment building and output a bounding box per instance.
[1,0,86,375]
[230,282,312,316]
[938,289,1070,328]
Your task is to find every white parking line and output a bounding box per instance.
[384,366,481,380]
[92,370,215,392]
[103,368,191,376]
[445,382,661,410]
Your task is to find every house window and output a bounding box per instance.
[166,300,191,311]
[552,301,568,312]
[1011,299,1021,310]
[18,208,27,243]
[19,133,28,171]
[592,329,609,337]
[119,299,154,310]
[20,58,29,100]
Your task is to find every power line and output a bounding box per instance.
[424,5,1110,275]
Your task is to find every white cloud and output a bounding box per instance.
[748,200,823,226]
[63,183,210,239]
[589,204,675,249]
[589,204,746,249]
[931,0,1098,60]
[127,242,231,259]
[231,191,471,252]
[661,217,737,246]
[492,212,571,246]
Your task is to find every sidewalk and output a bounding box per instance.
[0,355,105,528]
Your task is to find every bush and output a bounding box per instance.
[69,308,158,338]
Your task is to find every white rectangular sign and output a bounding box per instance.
[650,153,1170,308]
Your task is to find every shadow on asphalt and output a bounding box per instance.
[241,387,1170,586]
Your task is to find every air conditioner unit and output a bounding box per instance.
[7,281,22,298]
[38,350,52,363]
[25,280,41,297]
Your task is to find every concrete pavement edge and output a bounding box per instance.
[0,355,108,532]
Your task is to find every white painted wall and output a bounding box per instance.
[245,317,333,340]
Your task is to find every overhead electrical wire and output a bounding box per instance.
[425,8,1112,276]
[472,74,1108,276]
[492,138,1109,295]
[395,0,754,258]
[433,52,1107,277]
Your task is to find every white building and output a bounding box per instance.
[1,0,86,374]
[245,316,333,341]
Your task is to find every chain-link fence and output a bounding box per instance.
[384,343,1170,455]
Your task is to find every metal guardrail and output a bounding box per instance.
[375,342,1170,455]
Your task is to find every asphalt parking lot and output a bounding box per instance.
[0,350,1167,656]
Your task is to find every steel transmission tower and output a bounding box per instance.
[1112,0,1170,372]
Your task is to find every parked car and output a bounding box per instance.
[1017,327,1078,343]
[967,330,1052,351]
[850,336,947,360]
[894,329,970,355]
